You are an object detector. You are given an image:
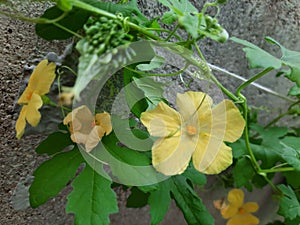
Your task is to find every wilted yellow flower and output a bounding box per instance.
[63,105,112,152]
[15,60,56,139]
[214,189,259,225]
[58,91,74,106]
[140,91,245,175]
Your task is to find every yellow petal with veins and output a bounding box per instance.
[192,133,232,174]
[152,134,197,176]
[211,100,245,142]
[141,101,181,137]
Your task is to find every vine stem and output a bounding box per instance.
[260,167,295,173]
[236,67,274,96]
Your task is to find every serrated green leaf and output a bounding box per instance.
[35,131,73,155]
[231,37,282,69]
[66,164,118,225]
[158,0,199,38]
[126,187,149,208]
[29,148,84,208]
[232,157,255,190]
[266,37,300,86]
[148,180,171,225]
[251,126,288,168]
[277,184,300,220]
[278,141,300,171]
[171,176,213,225]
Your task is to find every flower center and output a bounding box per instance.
[238,207,246,214]
[91,121,96,127]
[26,91,33,101]
[186,125,197,136]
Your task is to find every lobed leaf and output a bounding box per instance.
[66,164,118,225]
[277,184,300,220]
[29,147,84,208]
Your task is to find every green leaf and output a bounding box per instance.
[182,164,206,186]
[136,56,165,71]
[148,180,171,225]
[171,176,214,225]
[161,11,177,24]
[133,76,166,110]
[91,132,166,186]
[283,171,300,189]
[285,216,300,225]
[277,184,300,220]
[288,86,300,96]
[35,131,73,155]
[158,0,199,38]
[111,116,153,152]
[278,141,300,171]
[123,67,149,117]
[126,187,149,208]
[66,164,118,225]
[29,148,84,208]
[233,157,255,190]
[251,126,288,168]
[35,6,90,40]
[231,37,282,69]
[266,37,300,86]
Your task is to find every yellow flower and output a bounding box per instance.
[140,91,245,175]
[58,91,74,106]
[214,189,259,225]
[63,105,112,152]
[15,60,56,139]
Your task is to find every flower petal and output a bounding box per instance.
[226,213,259,225]
[228,189,244,208]
[152,134,197,175]
[221,204,238,219]
[192,133,232,174]
[25,93,43,127]
[27,60,56,96]
[17,88,33,104]
[243,202,259,213]
[95,112,112,135]
[176,91,213,126]
[85,126,101,152]
[15,106,27,139]
[211,100,245,142]
[141,101,181,137]
[64,105,94,135]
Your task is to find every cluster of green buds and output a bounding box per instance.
[81,16,134,56]
[198,14,229,43]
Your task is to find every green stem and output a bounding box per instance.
[236,67,274,96]
[0,10,69,24]
[260,167,295,173]
[165,23,180,41]
[53,22,83,39]
[146,28,183,41]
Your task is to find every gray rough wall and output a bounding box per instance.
[0,1,299,225]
